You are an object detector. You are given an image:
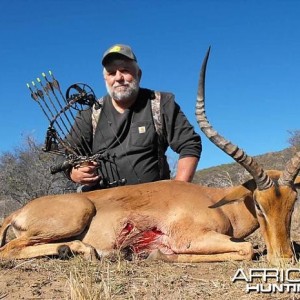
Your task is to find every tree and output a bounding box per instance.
[0,136,75,205]
[288,130,300,149]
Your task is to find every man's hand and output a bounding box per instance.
[70,161,101,186]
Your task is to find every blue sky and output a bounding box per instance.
[1,0,300,170]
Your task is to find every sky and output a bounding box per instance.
[0,0,300,170]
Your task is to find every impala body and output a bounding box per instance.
[1,48,300,265]
[0,180,259,262]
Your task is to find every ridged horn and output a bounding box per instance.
[278,151,300,186]
[195,47,273,191]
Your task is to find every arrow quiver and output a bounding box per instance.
[27,71,126,188]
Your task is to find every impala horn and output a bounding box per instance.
[195,47,273,191]
[278,151,300,186]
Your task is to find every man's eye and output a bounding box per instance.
[119,69,129,74]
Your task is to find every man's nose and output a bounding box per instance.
[115,70,124,81]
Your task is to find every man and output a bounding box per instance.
[67,44,201,189]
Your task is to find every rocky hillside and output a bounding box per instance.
[193,146,298,187]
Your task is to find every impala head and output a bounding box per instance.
[253,178,297,265]
[196,47,300,265]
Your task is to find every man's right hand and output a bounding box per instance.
[70,161,101,186]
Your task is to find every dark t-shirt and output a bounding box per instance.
[67,88,201,185]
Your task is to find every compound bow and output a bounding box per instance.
[27,71,126,188]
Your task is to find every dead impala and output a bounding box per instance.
[1,48,300,265]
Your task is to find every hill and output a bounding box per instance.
[193,146,298,187]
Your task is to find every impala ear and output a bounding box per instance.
[295,176,300,188]
[242,178,257,192]
[209,185,252,209]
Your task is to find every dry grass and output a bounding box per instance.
[1,254,300,300]
[1,229,300,300]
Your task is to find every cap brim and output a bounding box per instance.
[102,53,136,66]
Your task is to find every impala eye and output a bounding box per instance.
[254,201,263,213]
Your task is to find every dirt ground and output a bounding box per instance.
[1,207,300,299]
[0,249,299,300]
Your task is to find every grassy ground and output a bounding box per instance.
[0,250,299,299]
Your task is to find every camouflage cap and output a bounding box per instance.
[102,44,137,66]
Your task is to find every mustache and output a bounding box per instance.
[112,82,130,88]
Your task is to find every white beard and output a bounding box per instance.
[106,78,139,103]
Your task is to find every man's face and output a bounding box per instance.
[103,59,141,102]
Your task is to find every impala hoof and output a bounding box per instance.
[121,246,134,261]
[58,245,73,260]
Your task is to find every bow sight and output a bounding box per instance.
[27,71,126,188]
[27,72,97,158]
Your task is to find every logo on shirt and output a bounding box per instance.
[138,126,146,134]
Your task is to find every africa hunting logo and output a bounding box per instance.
[232,268,300,293]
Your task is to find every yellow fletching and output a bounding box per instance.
[32,81,35,86]
[49,70,52,75]
[42,72,46,77]
[26,83,30,88]
[37,78,41,82]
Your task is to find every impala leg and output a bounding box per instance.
[0,196,97,261]
[0,238,98,261]
[149,231,253,262]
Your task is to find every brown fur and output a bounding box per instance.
[1,172,299,264]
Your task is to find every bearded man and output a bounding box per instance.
[67,44,201,190]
